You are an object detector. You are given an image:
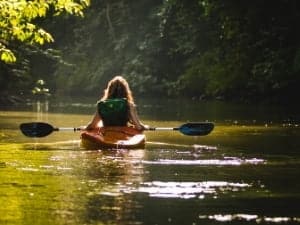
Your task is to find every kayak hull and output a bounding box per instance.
[80,126,145,149]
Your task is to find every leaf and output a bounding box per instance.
[0,50,17,63]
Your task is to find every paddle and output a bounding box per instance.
[147,122,214,136]
[20,122,82,138]
[20,122,214,138]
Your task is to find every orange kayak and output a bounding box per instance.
[80,126,145,149]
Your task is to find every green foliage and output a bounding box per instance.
[0,0,90,63]
[0,0,89,104]
[1,0,300,103]
[0,44,16,63]
[32,79,50,97]
[49,0,300,101]
[175,0,300,100]
[53,0,164,96]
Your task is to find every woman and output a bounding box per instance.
[85,76,147,131]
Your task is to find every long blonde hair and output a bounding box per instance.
[101,76,134,104]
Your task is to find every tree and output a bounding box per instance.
[0,0,90,63]
[0,0,89,104]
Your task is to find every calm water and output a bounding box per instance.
[0,98,300,225]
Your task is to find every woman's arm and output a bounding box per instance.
[128,103,148,130]
[85,111,102,130]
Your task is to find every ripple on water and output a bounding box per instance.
[103,181,252,199]
[200,214,300,224]
[139,157,265,166]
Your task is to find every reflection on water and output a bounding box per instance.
[34,100,49,121]
[141,158,265,166]
[200,214,300,223]
[120,181,251,199]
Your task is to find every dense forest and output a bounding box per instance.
[1,0,300,104]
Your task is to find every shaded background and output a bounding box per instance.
[1,0,300,104]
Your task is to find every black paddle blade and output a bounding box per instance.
[20,122,54,137]
[178,122,214,136]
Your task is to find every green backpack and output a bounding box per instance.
[97,98,129,126]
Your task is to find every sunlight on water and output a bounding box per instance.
[140,157,265,166]
[22,140,81,150]
[106,181,252,199]
[193,144,218,150]
[200,214,300,223]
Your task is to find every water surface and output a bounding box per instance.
[0,99,299,225]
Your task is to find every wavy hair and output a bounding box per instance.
[101,76,134,104]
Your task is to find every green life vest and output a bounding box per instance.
[97,98,129,126]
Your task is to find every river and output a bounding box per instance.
[0,98,299,225]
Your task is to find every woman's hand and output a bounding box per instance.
[141,124,150,130]
[79,125,87,131]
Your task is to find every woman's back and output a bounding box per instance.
[97,98,129,126]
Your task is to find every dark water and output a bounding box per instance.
[0,99,299,225]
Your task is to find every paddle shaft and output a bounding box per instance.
[148,127,180,131]
[36,126,178,132]
[55,127,82,132]
[56,127,178,132]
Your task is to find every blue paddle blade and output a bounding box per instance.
[20,122,55,137]
[178,122,214,136]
